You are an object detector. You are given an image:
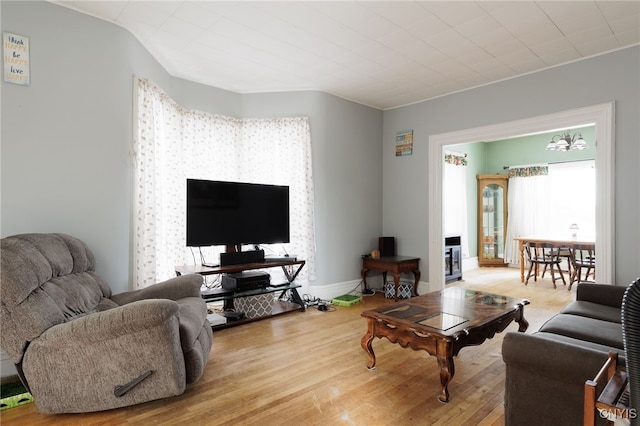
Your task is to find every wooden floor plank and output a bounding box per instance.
[0,267,572,425]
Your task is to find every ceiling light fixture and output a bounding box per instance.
[545,131,588,151]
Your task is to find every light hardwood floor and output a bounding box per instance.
[1,267,574,425]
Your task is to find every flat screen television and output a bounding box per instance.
[186,179,290,248]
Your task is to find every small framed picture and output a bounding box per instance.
[395,129,413,156]
[3,32,30,86]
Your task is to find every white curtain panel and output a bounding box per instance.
[503,162,594,266]
[547,161,596,237]
[503,167,550,265]
[443,159,470,258]
[134,78,315,288]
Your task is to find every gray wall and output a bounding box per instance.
[1,1,170,291]
[2,0,638,293]
[383,46,640,285]
[1,1,383,293]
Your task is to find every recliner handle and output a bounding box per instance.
[114,370,153,397]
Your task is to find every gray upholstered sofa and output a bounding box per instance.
[502,283,628,426]
[0,233,213,413]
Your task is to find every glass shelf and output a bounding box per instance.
[202,283,301,302]
[175,260,306,330]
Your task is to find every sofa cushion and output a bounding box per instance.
[560,300,622,323]
[533,331,625,365]
[577,283,627,308]
[539,314,623,350]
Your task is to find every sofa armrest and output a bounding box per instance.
[502,332,611,383]
[110,274,203,306]
[22,299,187,413]
[502,331,613,426]
[36,299,179,343]
[576,283,628,308]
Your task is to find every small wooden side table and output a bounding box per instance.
[584,352,632,425]
[361,256,420,301]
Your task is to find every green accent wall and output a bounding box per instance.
[485,125,596,174]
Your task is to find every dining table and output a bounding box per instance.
[513,236,595,283]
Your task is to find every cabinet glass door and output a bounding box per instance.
[481,184,504,260]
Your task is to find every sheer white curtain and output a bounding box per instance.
[443,153,469,257]
[133,78,315,288]
[503,166,550,265]
[547,160,596,237]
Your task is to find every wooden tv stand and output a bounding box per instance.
[175,260,306,330]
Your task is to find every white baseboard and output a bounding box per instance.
[306,276,433,301]
[306,279,364,301]
[463,257,478,271]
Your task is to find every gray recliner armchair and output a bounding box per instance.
[0,233,213,413]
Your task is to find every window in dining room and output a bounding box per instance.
[503,159,595,265]
[546,160,595,238]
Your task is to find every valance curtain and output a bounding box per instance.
[503,165,549,265]
[133,78,315,288]
[443,152,469,258]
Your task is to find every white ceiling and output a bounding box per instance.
[52,1,640,110]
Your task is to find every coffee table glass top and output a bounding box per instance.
[416,313,468,331]
[366,287,526,332]
[378,305,470,331]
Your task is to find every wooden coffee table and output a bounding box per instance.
[360,287,529,402]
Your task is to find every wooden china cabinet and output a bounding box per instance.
[477,174,508,266]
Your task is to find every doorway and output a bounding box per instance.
[428,103,615,291]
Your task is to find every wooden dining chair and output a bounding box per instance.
[569,244,596,290]
[524,242,566,288]
[557,247,573,280]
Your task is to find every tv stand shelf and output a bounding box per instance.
[175,260,306,330]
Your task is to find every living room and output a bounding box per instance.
[1,1,639,424]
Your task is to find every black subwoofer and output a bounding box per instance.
[378,237,395,257]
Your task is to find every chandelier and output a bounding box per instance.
[545,131,588,151]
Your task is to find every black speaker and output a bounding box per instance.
[220,249,265,266]
[378,237,395,257]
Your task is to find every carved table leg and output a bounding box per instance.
[393,273,400,301]
[382,271,388,294]
[436,339,455,403]
[515,304,529,332]
[413,269,421,296]
[361,320,377,370]
[519,241,525,283]
[436,355,455,403]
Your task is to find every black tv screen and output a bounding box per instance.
[186,179,290,247]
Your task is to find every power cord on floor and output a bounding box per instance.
[352,279,378,297]
[316,303,336,312]
[302,294,335,312]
